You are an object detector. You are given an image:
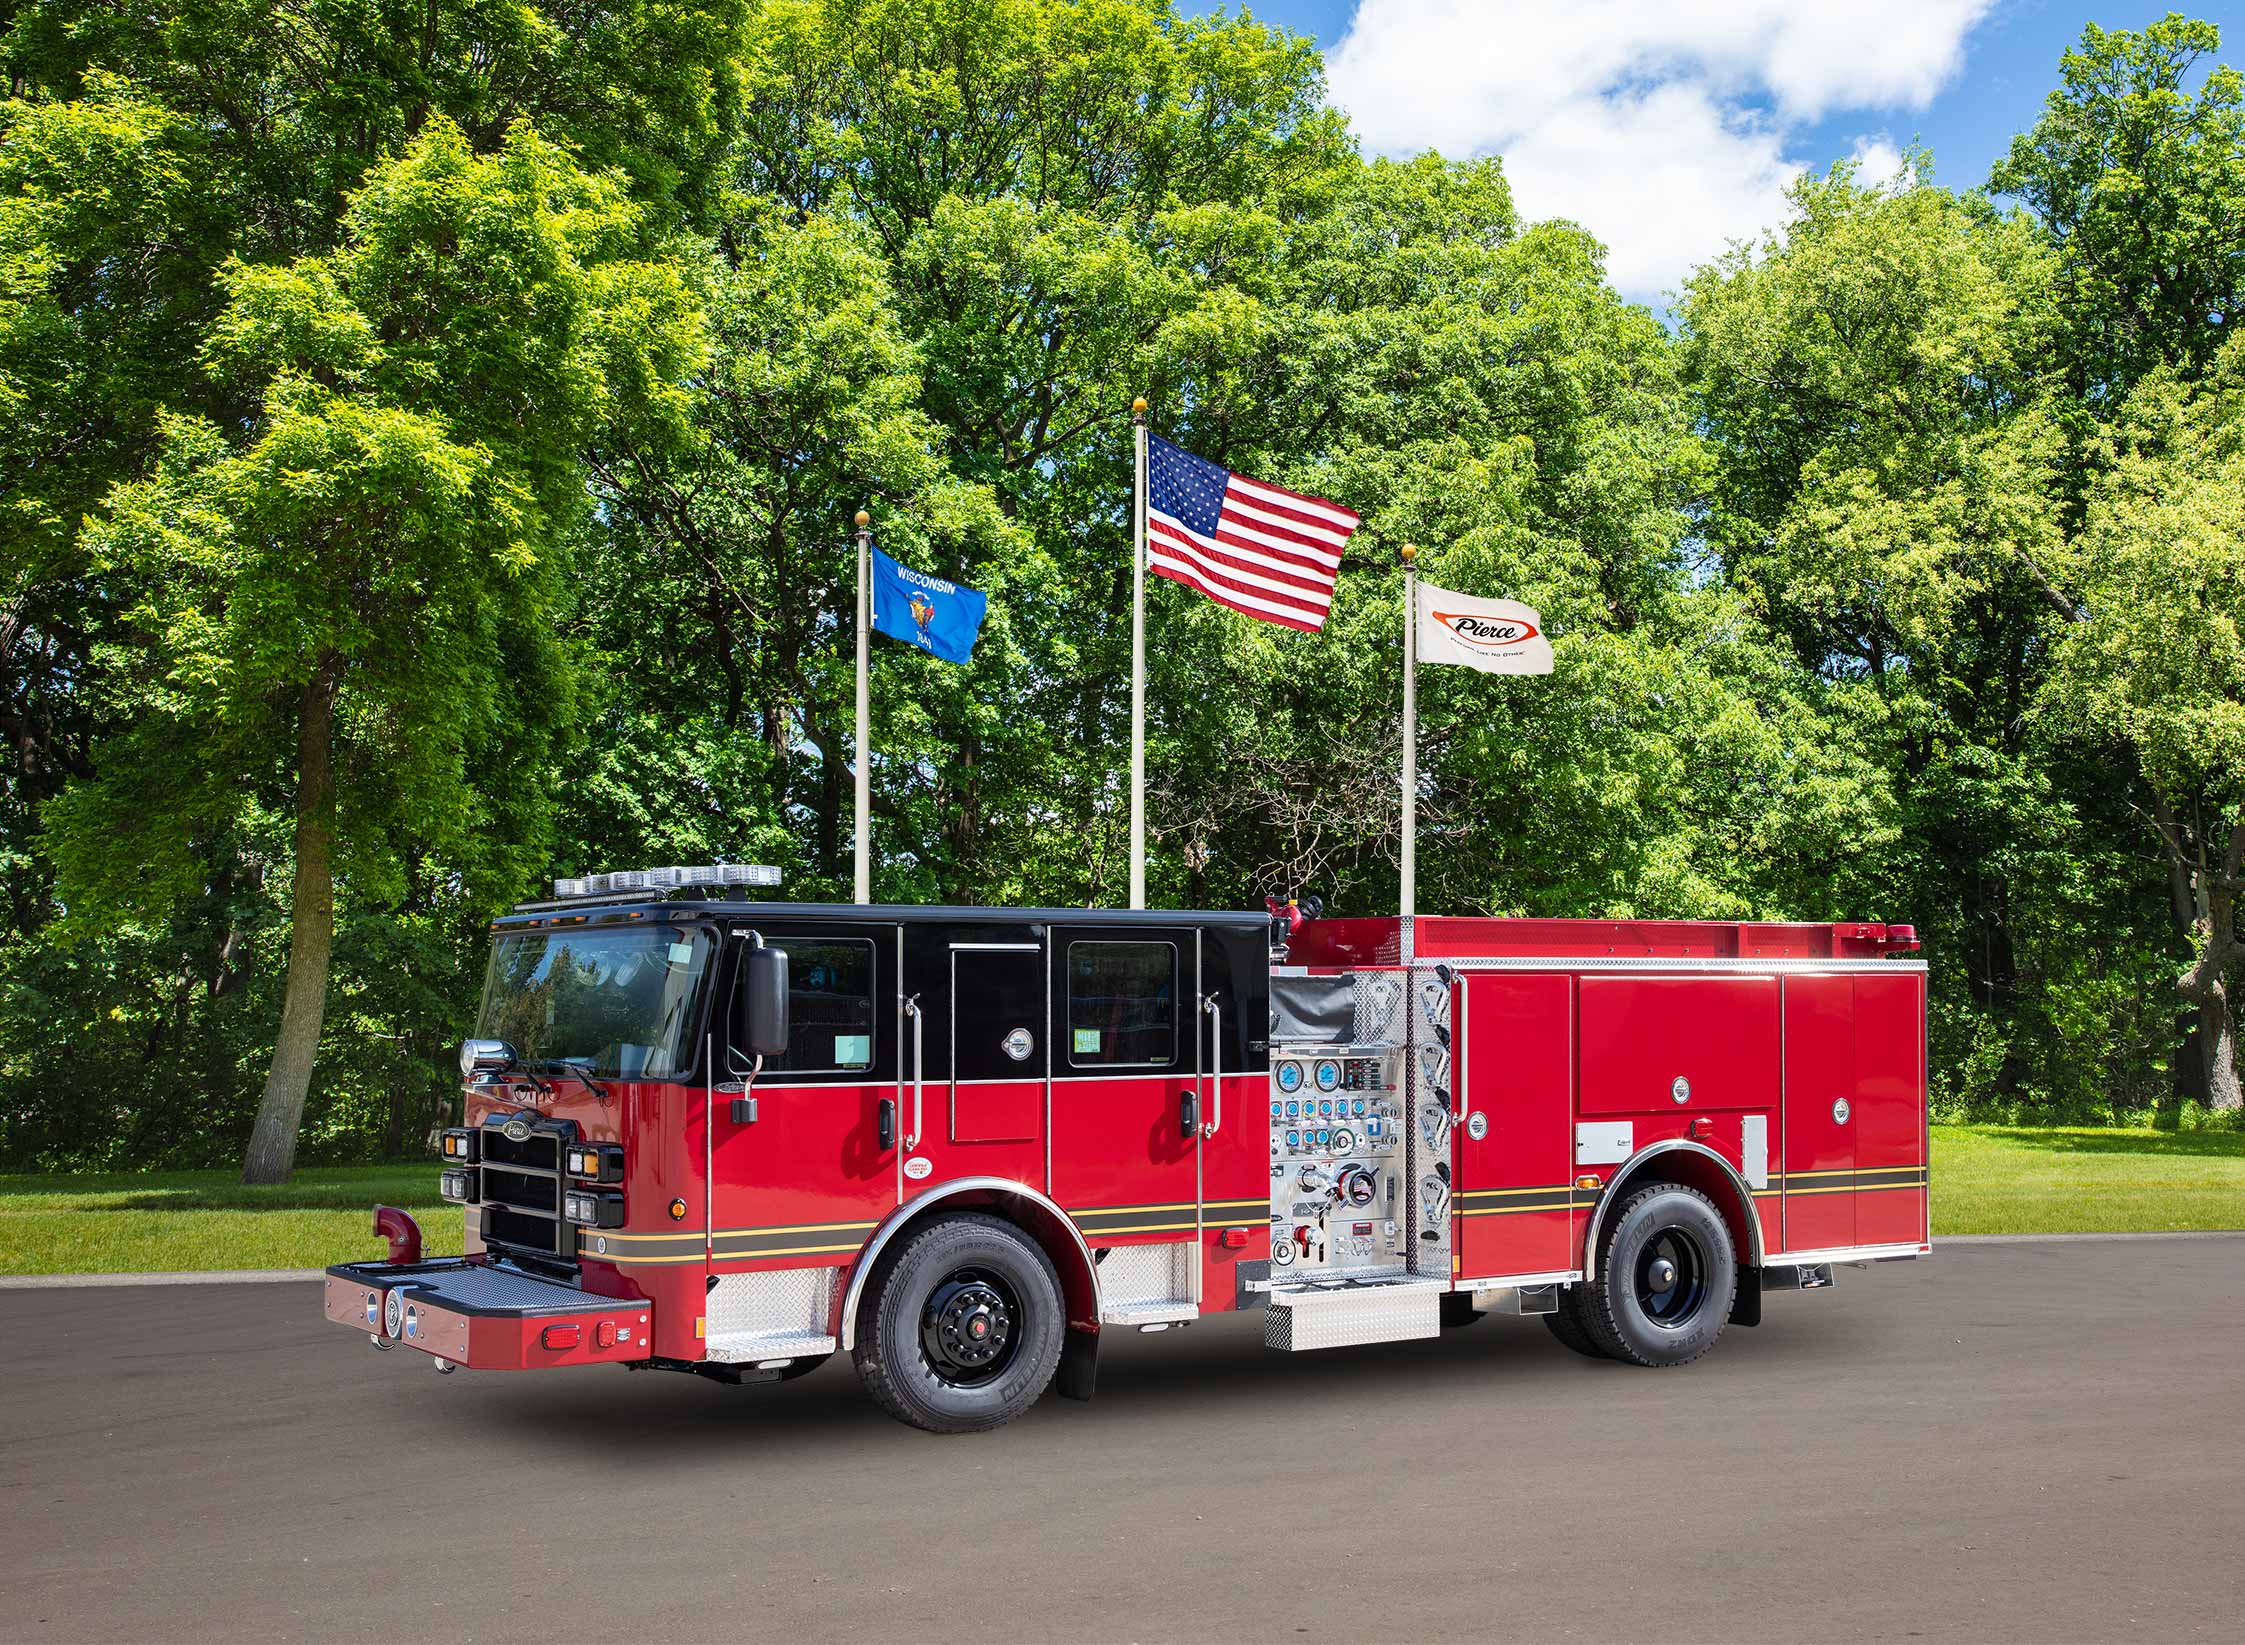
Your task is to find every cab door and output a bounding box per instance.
[1451,972,1576,1280]
[709,923,900,1269]
[1048,926,1202,1247]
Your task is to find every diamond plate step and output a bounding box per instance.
[1100,1299,1199,1327]
[704,1329,836,1364]
[1265,1277,1443,1351]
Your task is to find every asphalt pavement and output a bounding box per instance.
[2,1237,2240,1643]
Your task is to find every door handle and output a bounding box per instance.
[1180,1090,1198,1139]
[878,1098,896,1152]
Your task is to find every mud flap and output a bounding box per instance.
[1055,1326,1099,1402]
[1730,1266,1763,1328]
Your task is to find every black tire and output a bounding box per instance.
[1542,1287,1612,1359]
[1580,1183,1737,1368]
[852,1213,1064,1434]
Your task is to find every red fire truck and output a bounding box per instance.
[324,866,1929,1433]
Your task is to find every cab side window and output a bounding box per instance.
[764,939,875,1075]
[1065,941,1177,1068]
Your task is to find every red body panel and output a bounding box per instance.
[1852,972,1930,1247]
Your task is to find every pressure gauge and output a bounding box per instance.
[1275,1061,1304,1094]
[1314,1059,1342,1092]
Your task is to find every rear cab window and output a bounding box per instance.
[1065,941,1178,1068]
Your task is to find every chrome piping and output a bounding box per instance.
[838,1176,1100,1352]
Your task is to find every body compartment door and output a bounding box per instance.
[1451,972,1577,1280]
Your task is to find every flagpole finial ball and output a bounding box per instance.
[1132,397,1148,415]
[854,510,870,529]
[1400,542,1418,563]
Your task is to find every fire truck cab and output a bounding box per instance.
[325,868,1929,1433]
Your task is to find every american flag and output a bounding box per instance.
[1146,434,1360,631]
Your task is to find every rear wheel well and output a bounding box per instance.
[1592,1147,1761,1272]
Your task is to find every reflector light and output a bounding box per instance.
[551,864,783,899]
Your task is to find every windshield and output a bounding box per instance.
[475,924,715,1079]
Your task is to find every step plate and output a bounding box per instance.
[1265,1280,1441,1351]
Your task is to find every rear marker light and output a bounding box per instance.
[541,1324,581,1350]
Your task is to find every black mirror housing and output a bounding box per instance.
[737,945,789,1059]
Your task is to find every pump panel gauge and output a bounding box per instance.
[1275,1060,1304,1094]
[1313,1059,1342,1092]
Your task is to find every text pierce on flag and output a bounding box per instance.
[1413,582,1554,674]
[869,545,988,666]
[1144,434,1359,632]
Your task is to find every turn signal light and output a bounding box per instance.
[540,1323,581,1350]
[439,1129,478,1162]
[1574,1174,1604,1192]
[565,1143,624,1183]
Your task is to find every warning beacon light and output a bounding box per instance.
[550,864,782,899]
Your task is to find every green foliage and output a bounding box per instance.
[4,1,2245,1167]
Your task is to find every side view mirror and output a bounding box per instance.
[736,945,789,1060]
[459,1038,516,1077]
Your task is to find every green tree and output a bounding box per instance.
[47,120,701,1180]
[2049,336,2245,1110]
[1992,14,2245,400]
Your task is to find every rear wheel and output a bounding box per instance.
[853,1213,1064,1434]
[1542,1287,1612,1359]
[1581,1183,1736,1368]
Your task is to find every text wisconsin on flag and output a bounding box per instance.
[1146,435,1360,631]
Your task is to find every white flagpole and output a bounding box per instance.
[1129,395,1148,910]
[1400,542,1418,920]
[854,508,872,904]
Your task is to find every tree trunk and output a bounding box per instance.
[2198,990,2243,1112]
[241,660,342,1184]
[2170,815,2245,1114]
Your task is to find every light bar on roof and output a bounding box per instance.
[551,864,782,899]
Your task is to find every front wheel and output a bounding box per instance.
[1580,1183,1737,1367]
[852,1213,1064,1433]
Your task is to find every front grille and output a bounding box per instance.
[471,1116,578,1265]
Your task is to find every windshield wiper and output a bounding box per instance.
[528,1059,611,1101]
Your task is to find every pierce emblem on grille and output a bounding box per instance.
[503,1116,532,1143]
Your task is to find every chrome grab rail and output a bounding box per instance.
[903,994,924,1151]
[1201,995,1222,1139]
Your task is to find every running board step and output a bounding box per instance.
[704,1330,836,1365]
[1265,1278,1443,1352]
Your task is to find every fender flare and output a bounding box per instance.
[1581,1139,1765,1272]
[838,1176,1099,1353]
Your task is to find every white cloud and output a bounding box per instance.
[1848,136,1910,191]
[1326,0,1994,301]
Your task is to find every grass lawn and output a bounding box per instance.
[0,1127,2239,1274]
[0,1164,458,1275]
[1929,1124,2245,1235]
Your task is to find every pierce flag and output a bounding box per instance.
[1414,581,1554,674]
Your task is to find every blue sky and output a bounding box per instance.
[1179,2,2240,306]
